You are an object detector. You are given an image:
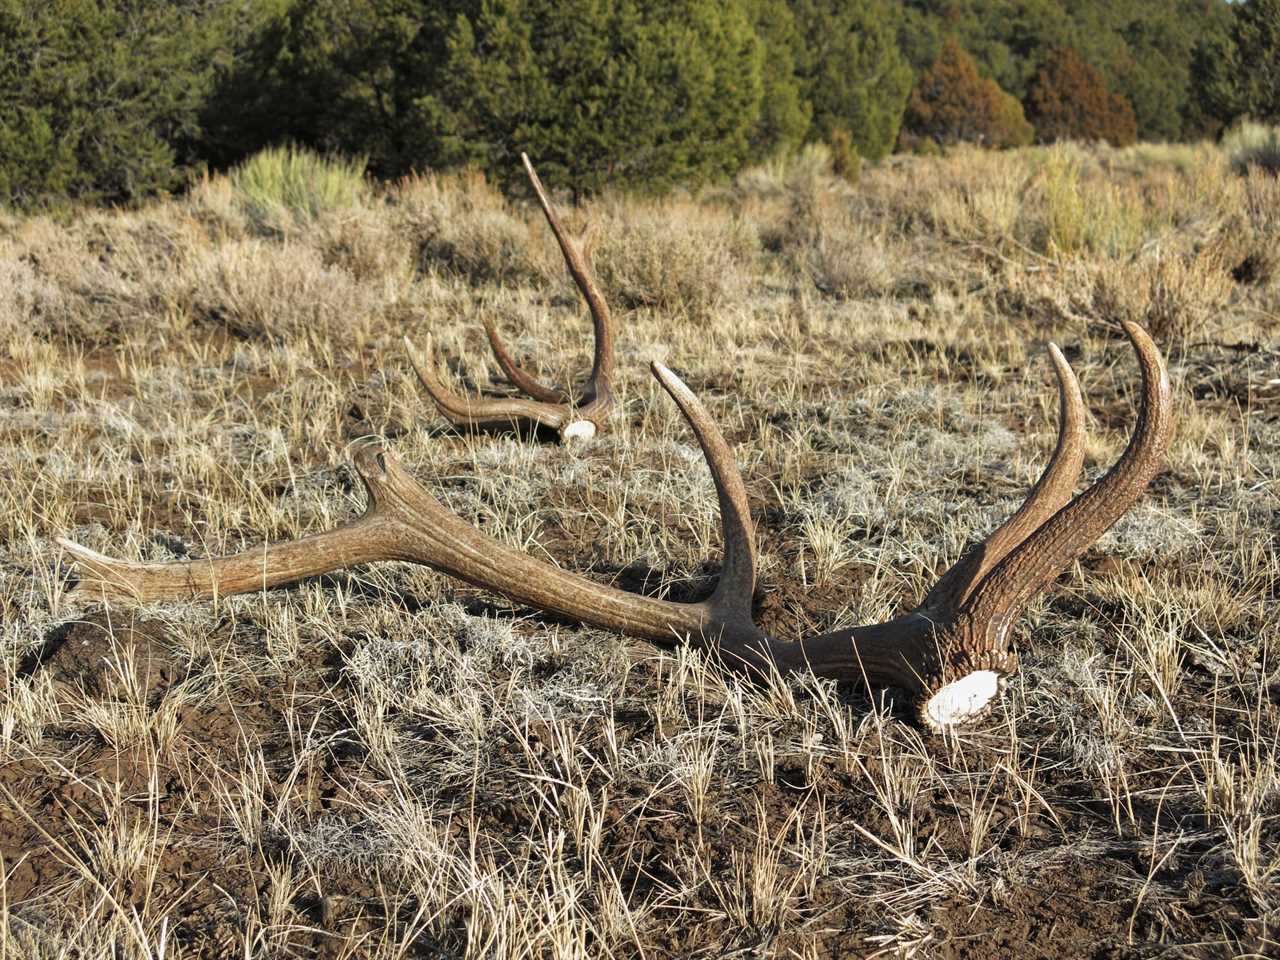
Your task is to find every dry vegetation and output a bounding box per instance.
[0,141,1277,958]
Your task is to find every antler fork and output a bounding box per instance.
[405,154,614,442]
[59,323,1171,730]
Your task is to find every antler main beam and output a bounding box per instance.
[405,155,614,442]
[60,323,1172,730]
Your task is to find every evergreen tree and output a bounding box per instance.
[897,0,1076,100]
[1027,46,1138,146]
[744,0,810,157]
[1198,0,1280,125]
[1062,0,1232,141]
[200,0,456,178]
[901,36,1033,149]
[426,0,764,192]
[0,0,240,207]
[897,0,1234,141]
[791,0,913,161]
[210,0,765,192]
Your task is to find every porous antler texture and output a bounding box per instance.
[406,154,613,442]
[60,323,1172,730]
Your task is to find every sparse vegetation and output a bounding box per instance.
[1,140,1277,956]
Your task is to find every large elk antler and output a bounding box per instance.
[405,155,613,442]
[59,323,1171,730]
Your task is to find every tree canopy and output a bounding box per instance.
[426,0,766,193]
[1027,46,1138,146]
[791,0,914,161]
[0,0,1270,209]
[1196,0,1280,126]
[901,36,1034,149]
[0,0,242,205]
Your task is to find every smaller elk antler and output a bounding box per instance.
[405,155,613,442]
[60,324,1172,730]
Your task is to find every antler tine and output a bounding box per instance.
[57,443,402,602]
[896,323,1170,729]
[408,156,614,441]
[481,315,572,404]
[650,362,756,626]
[60,364,752,641]
[960,321,1173,646]
[922,342,1086,612]
[521,153,614,398]
[404,335,569,433]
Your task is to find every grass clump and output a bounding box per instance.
[393,168,548,287]
[923,145,1030,243]
[1222,120,1280,176]
[1040,147,1088,255]
[594,198,750,319]
[228,145,368,233]
[1036,146,1150,259]
[734,142,837,201]
[1088,249,1235,353]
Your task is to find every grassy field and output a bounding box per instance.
[0,140,1277,958]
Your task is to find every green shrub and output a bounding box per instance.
[1041,148,1087,255]
[0,0,235,209]
[228,145,367,232]
[828,129,861,183]
[992,89,1036,149]
[1222,120,1280,175]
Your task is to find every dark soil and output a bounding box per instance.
[3,602,1271,958]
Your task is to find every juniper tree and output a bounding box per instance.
[1027,46,1138,146]
[1197,0,1280,125]
[425,0,765,193]
[0,0,236,207]
[790,0,913,161]
[901,37,1033,150]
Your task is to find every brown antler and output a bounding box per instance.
[59,323,1171,730]
[406,154,614,442]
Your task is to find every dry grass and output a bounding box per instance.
[1,141,1277,958]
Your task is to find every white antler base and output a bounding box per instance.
[923,670,1000,727]
[561,420,597,441]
